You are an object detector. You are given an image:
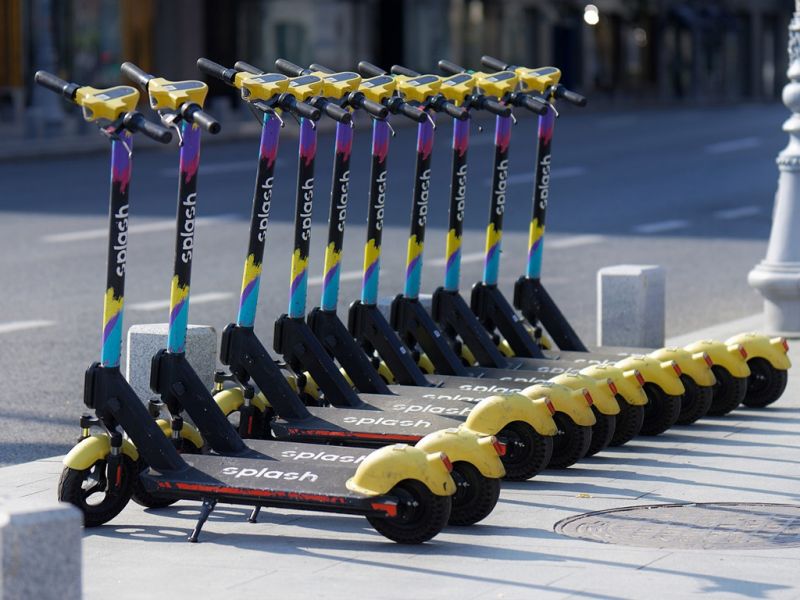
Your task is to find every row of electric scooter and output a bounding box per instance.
[36,54,791,545]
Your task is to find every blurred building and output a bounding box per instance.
[0,0,792,138]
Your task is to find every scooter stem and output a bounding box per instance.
[288,118,317,318]
[526,105,556,280]
[360,118,391,305]
[443,118,469,292]
[482,114,512,287]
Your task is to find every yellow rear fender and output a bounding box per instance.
[346,444,455,497]
[579,364,648,406]
[615,355,685,396]
[417,427,506,479]
[551,373,620,415]
[63,434,139,471]
[339,367,355,388]
[497,338,515,358]
[300,372,321,401]
[649,347,716,387]
[155,419,204,450]
[519,383,596,426]
[726,333,792,371]
[376,361,397,384]
[464,393,558,437]
[417,353,435,375]
[684,340,751,378]
[459,344,477,367]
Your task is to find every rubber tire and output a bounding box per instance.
[448,462,501,526]
[639,383,681,436]
[676,375,714,425]
[131,439,202,509]
[708,365,747,416]
[610,400,645,446]
[498,421,553,481]
[58,456,135,527]
[548,412,592,469]
[367,480,452,544]
[742,358,789,408]
[585,408,615,457]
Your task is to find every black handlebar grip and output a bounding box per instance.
[185,104,221,134]
[361,97,389,119]
[443,101,469,121]
[391,65,419,77]
[34,71,80,100]
[120,62,153,89]
[280,95,322,121]
[234,61,263,75]
[124,112,173,144]
[437,59,466,75]
[556,85,588,107]
[275,58,306,77]
[358,61,386,77]
[483,97,511,117]
[196,58,237,85]
[480,55,509,72]
[398,102,426,123]
[308,63,335,74]
[322,102,352,124]
[518,94,548,115]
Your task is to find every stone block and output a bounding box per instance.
[597,265,665,348]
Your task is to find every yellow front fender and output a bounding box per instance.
[155,419,204,450]
[497,338,515,358]
[346,444,455,497]
[417,353,435,375]
[726,333,792,371]
[459,344,477,367]
[519,383,597,426]
[63,434,139,471]
[579,364,648,406]
[684,340,751,378]
[550,373,620,416]
[417,427,505,479]
[649,347,716,387]
[214,387,268,416]
[376,361,397,384]
[463,393,558,437]
[615,355,685,396]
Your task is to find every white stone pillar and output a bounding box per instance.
[597,265,665,348]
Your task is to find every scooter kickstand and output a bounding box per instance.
[248,506,261,523]
[188,498,217,543]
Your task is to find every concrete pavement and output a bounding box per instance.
[1,315,798,599]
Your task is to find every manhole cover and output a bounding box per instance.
[554,503,800,549]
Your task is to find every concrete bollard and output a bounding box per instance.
[0,499,82,600]
[597,265,665,348]
[125,324,217,404]
[748,1,800,336]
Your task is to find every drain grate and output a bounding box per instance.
[554,503,800,549]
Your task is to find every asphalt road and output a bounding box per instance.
[0,102,787,465]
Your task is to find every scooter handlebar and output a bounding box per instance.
[358,61,386,77]
[308,63,335,74]
[555,85,588,107]
[120,62,153,89]
[196,58,237,85]
[275,58,306,77]
[391,99,427,122]
[280,95,322,121]
[442,100,469,121]
[437,59,467,75]
[234,61,263,75]
[483,97,511,117]
[123,112,173,143]
[390,65,419,77]
[515,94,548,116]
[350,94,389,119]
[480,55,510,72]
[184,104,222,134]
[34,70,80,101]
[321,101,351,124]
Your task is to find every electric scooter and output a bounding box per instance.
[196,58,509,525]
[47,68,457,545]
[476,55,791,416]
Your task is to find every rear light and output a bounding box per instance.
[703,352,713,368]
[737,344,748,359]
[634,370,645,387]
[545,398,556,415]
[781,337,790,353]
[583,389,593,406]
[491,437,507,457]
[607,379,618,395]
[671,361,682,377]
[371,501,398,518]
[439,452,453,473]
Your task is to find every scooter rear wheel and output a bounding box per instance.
[610,400,645,446]
[498,421,553,480]
[367,480,452,544]
[448,462,501,526]
[58,456,135,527]
[676,375,714,425]
[742,358,788,408]
[548,413,592,469]
[585,409,615,457]
[639,383,681,435]
[708,366,747,416]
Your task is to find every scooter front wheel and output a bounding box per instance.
[708,366,747,416]
[676,375,713,425]
[585,409,615,457]
[448,462,501,526]
[548,413,592,469]
[498,421,553,481]
[58,457,135,527]
[367,480,452,544]
[742,358,788,408]
[639,383,681,435]
[610,401,645,446]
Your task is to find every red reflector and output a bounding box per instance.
[545,398,556,415]
[607,379,618,396]
[371,501,398,518]
[491,437,507,457]
[703,352,713,368]
[634,370,645,387]
[738,345,748,359]
[115,465,123,487]
[782,338,790,352]
[583,389,593,406]
[671,362,682,377]
[440,453,453,473]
